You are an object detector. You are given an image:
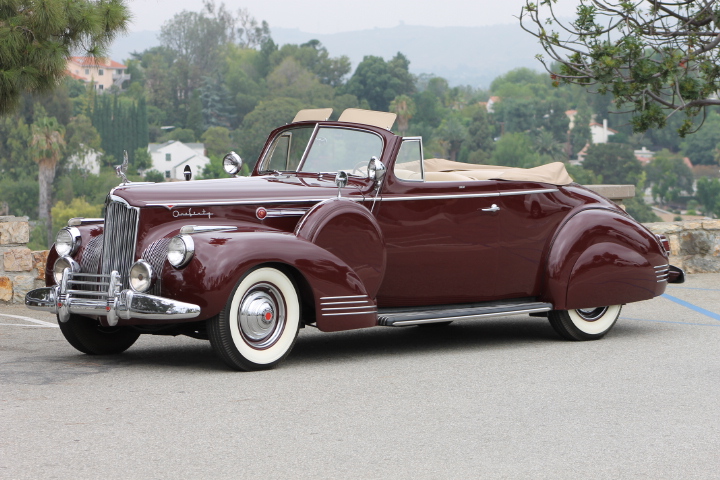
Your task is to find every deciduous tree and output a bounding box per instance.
[521,0,720,135]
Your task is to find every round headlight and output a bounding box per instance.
[223,151,242,175]
[53,256,80,284]
[129,260,154,292]
[167,235,194,268]
[55,227,81,256]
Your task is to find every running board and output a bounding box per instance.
[377,301,553,327]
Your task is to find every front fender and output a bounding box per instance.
[161,231,376,331]
[542,208,667,310]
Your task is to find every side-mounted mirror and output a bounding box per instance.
[183,165,192,181]
[367,156,386,184]
[223,151,242,176]
[335,171,348,197]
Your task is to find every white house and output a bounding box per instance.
[148,141,210,181]
[67,147,102,175]
[590,119,618,144]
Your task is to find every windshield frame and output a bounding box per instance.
[258,123,319,174]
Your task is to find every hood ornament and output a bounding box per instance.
[115,150,130,185]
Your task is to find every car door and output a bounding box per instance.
[373,138,500,308]
[493,181,570,298]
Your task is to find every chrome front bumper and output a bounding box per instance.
[25,270,200,326]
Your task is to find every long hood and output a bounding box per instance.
[111,175,367,208]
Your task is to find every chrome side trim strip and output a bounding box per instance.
[179,225,237,234]
[322,310,377,316]
[319,295,368,300]
[654,264,670,269]
[381,193,499,201]
[265,208,309,217]
[147,198,359,209]
[321,305,375,311]
[380,188,558,202]
[320,300,369,305]
[498,188,558,196]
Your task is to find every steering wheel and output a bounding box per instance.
[351,160,369,177]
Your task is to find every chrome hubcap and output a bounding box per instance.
[237,283,286,349]
[575,306,608,322]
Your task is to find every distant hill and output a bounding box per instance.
[109,23,547,88]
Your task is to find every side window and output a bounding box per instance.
[394,138,424,181]
[300,127,383,173]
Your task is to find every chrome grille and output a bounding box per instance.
[141,237,171,296]
[101,200,139,289]
[80,234,103,274]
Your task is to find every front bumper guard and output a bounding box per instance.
[25,269,200,326]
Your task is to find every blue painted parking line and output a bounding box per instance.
[661,294,720,322]
[622,316,720,328]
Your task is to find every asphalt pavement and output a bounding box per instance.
[1,274,719,479]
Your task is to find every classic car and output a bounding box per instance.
[26,107,684,371]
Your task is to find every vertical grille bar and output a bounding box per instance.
[101,200,139,289]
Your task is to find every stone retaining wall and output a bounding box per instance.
[1,213,718,305]
[645,220,720,274]
[0,216,48,304]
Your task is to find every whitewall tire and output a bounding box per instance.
[548,305,622,341]
[208,267,300,371]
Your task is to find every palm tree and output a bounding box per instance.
[30,116,65,245]
[533,129,565,161]
[389,95,416,135]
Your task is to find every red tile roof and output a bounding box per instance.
[64,70,86,80]
[69,57,126,69]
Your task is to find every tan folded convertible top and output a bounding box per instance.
[396,158,575,186]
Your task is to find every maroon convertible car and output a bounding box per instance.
[26,108,684,371]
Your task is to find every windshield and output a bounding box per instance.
[299,127,383,174]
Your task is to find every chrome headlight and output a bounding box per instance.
[129,260,155,292]
[167,235,194,268]
[223,151,242,175]
[53,256,80,284]
[55,227,81,256]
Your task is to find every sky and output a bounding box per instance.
[125,0,580,33]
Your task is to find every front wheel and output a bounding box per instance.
[208,267,301,371]
[548,305,622,341]
[58,314,140,355]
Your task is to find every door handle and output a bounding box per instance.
[482,204,500,213]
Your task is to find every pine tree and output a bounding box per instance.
[1,1,130,114]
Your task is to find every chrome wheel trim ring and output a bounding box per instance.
[237,282,286,349]
[575,306,609,322]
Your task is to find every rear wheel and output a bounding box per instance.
[208,267,300,371]
[58,314,140,355]
[548,305,622,341]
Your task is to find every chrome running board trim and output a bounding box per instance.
[377,301,553,327]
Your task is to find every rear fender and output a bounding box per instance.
[161,231,376,332]
[542,208,667,310]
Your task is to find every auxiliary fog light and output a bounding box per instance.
[55,227,81,256]
[129,260,154,292]
[167,234,195,268]
[53,256,80,284]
